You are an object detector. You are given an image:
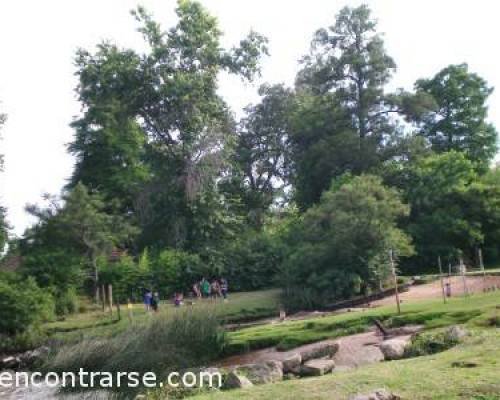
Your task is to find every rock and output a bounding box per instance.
[300,342,339,362]
[446,326,468,341]
[282,353,302,374]
[224,371,254,389]
[300,359,335,376]
[19,346,50,368]
[0,356,20,370]
[233,361,283,385]
[349,388,401,400]
[379,338,410,360]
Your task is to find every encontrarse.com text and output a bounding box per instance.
[0,369,222,389]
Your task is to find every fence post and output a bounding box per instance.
[438,256,447,304]
[390,249,401,315]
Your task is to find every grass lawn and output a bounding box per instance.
[195,328,500,400]
[226,291,500,353]
[194,291,500,400]
[43,289,281,343]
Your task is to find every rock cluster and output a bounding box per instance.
[349,388,401,400]
[224,342,339,389]
[0,347,50,370]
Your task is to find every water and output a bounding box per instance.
[0,372,108,400]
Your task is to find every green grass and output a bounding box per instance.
[195,328,500,400]
[226,291,500,354]
[43,289,281,344]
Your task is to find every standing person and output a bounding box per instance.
[151,292,160,312]
[192,282,201,299]
[201,278,211,298]
[210,279,220,300]
[220,278,229,301]
[143,289,152,311]
[174,292,183,307]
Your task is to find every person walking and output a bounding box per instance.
[220,278,229,301]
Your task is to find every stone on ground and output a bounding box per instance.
[300,358,335,376]
[379,338,410,360]
[446,325,468,341]
[300,342,339,362]
[233,360,283,385]
[282,353,302,374]
[224,371,254,389]
[349,388,401,400]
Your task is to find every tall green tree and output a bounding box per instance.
[297,5,396,140]
[24,184,137,301]
[415,64,498,168]
[71,0,268,251]
[403,151,497,270]
[225,84,294,226]
[291,5,412,208]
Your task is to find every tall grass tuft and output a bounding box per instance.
[44,307,226,397]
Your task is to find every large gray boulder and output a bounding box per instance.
[300,342,339,362]
[350,388,401,400]
[282,353,302,374]
[300,359,335,376]
[379,338,410,360]
[224,371,254,389]
[233,360,283,385]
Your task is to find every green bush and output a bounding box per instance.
[152,249,208,296]
[54,286,79,316]
[45,308,226,396]
[404,330,459,358]
[222,230,283,291]
[0,275,55,352]
[279,175,414,310]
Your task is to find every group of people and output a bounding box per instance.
[142,277,229,311]
[143,290,160,312]
[192,278,229,300]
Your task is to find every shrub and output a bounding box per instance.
[45,308,227,396]
[279,175,413,310]
[404,330,459,358]
[0,275,55,352]
[152,249,207,296]
[222,230,283,291]
[54,286,79,316]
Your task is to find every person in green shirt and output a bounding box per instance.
[201,278,211,298]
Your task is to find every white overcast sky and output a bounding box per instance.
[1,0,499,235]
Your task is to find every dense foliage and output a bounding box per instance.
[2,1,499,321]
[280,175,413,309]
[0,272,54,351]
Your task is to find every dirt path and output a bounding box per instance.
[371,275,500,307]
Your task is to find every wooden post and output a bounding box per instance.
[116,300,121,321]
[101,285,106,312]
[108,284,113,315]
[479,248,487,291]
[438,256,447,304]
[460,257,469,296]
[127,299,133,323]
[390,249,401,315]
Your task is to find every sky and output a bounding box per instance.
[1,0,499,236]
